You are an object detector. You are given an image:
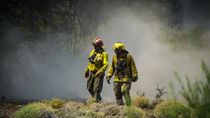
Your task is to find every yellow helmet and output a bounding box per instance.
[113,42,126,50]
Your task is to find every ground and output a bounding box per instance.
[0,98,155,118]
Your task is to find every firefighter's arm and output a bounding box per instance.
[85,61,91,78]
[106,56,115,84]
[84,50,95,78]
[84,67,89,78]
[106,56,115,79]
[130,55,138,82]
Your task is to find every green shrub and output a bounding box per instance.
[132,96,150,109]
[154,100,191,118]
[124,106,144,118]
[14,103,43,118]
[175,61,210,118]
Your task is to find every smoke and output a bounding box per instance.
[1,1,210,101]
[0,29,90,100]
[96,5,210,100]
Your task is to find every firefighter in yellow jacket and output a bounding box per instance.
[106,42,138,106]
[84,37,108,102]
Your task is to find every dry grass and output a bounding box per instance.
[132,96,150,109]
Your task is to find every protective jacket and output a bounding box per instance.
[107,54,138,82]
[85,49,108,74]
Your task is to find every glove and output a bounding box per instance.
[131,76,138,82]
[85,70,89,78]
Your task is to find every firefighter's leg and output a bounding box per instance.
[93,74,104,102]
[121,83,131,106]
[114,82,124,105]
[87,74,95,97]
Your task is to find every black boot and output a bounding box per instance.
[94,92,102,102]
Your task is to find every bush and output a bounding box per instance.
[45,98,65,109]
[100,104,123,116]
[85,110,105,118]
[78,108,105,118]
[154,101,191,118]
[124,106,144,118]
[14,103,43,118]
[175,61,210,118]
[132,96,150,109]
[151,99,164,109]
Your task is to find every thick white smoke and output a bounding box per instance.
[1,2,210,102]
[95,6,210,100]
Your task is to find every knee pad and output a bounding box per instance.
[121,84,129,94]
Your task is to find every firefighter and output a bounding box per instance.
[84,37,108,102]
[106,42,138,106]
